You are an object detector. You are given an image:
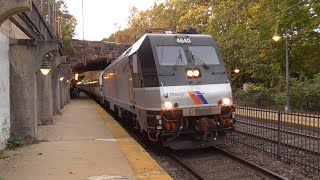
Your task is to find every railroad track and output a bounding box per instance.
[234,129,320,156]
[104,103,298,179]
[236,118,319,140]
[233,117,320,156]
[231,129,320,172]
[168,147,286,180]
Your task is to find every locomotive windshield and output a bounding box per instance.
[156,46,188,66]
[188,46,220,65]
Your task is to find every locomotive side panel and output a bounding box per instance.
[102,58,131,112]
[133,88,162,110]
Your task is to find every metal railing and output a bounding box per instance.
[227,105,320,174]
[21,0,63,53]
[32,0,61,39]
[11,0,61,41]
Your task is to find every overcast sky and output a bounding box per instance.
[63,0,161,41]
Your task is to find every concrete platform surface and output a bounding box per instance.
[0,94,171,180]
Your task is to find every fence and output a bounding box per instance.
[227,105,320,174]
[234,92,320,113]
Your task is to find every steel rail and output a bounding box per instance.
[237,118,319,140]
[213,146,287,180]
[230,137,320,172]
[235,129,320,156]
[170,153,206,180]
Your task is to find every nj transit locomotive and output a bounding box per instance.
[78,33,235,149]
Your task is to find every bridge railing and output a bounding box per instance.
[13,0,61,42]
[32,0,60,39]
[227,105,320,175]
[18,0,63,52]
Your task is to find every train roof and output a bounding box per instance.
[103,33,216,72]
[80,70,102,82]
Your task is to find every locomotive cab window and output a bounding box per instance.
[132,54,138,74]
[137,47,160,87]
[156,46,188,66]
[129,54,143,88]
[188,46,220,65]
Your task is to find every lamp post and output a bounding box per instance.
[272,26,291,112]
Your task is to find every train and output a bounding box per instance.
[78,32,235,149]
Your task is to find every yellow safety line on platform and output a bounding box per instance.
[92,100,172,180]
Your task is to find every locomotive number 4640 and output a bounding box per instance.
[176,37,191,44]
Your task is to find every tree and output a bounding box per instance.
[105,0,320,94]
[51,0,77,56]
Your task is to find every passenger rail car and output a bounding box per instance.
[79,33,235,149]
[77,70,103,101]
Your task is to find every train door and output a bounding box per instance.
[129,53,141,130]
[129,53,139,103]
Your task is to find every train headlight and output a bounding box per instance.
[222,98,231,105]
[193,70,200,77]
[186,69,201,78]
[164,101,173,109]
[187,70,194,77]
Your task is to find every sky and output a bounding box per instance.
[63,0,160,41]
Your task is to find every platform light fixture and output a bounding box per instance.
[75,73,79,80]
[40,61,51,75]
[272,32,281,41]
[234,67,240,74]
[60,77,65,81]
[272,25,281,41]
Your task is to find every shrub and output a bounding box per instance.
[234,84,282,109]
[291,74,320,113]
[7,137,24,149]
[234,74,320,113]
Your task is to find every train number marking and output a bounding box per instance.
[176,37,191,44]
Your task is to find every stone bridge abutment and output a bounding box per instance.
[0,0,70,149]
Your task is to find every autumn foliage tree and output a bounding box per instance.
[107,0,320,111]
[52,0,77,56]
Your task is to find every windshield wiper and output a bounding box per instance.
[159,73,175,76]
[212,72,226,75]
[190,51,209,70]
[173,49,183,70]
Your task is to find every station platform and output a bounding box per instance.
[0,94,171,180]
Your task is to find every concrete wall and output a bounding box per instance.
[0,20,30,149]
[10,45,38,139]
[36,70,53,124]
[0,32,10,150]
[0,19,29,39]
